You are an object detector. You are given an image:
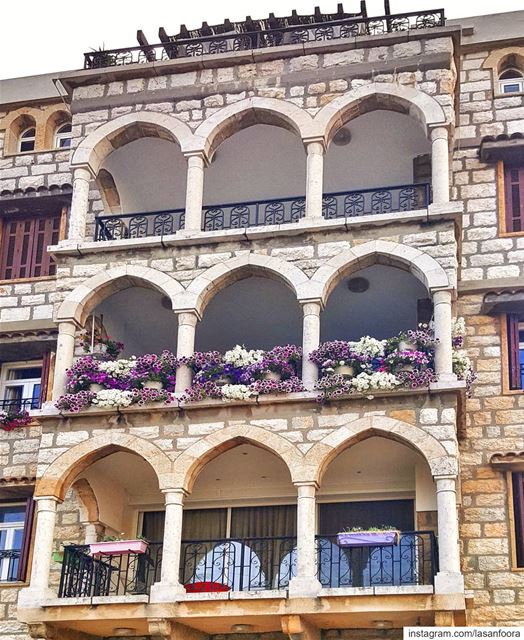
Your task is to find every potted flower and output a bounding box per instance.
[89,534,149,556]
[80,330,124,360]
[337,526,400,547]
[0,408,32,431]
[309,341,366,378]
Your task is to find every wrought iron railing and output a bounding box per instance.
[180,535,297,592]
[0,398,37,412]
[520,364,524,389]
[203,195,305,231]
[322,183,431,220]
[94,209,185,241]
[84,10,445,69]
[58,543,162,597]
[0,549,21,582]
[316,531,437,588]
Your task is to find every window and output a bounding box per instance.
[504,164,524,233]
[0,362,42,412]
[18,127,36,153]
[499,69,524,94]
[0,500,34,582]
[54,123,72,149]
[0,213,61,280]
[512,472,524,567]
[507,315,524,390]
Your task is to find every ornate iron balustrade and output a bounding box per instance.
[203,195,305,231]
[0,398,37,412]
[94,209,185,241]
[84,10,445,68]
[58,543,162,597]
[322,183,431,220]
[316,531,437,588]
[0,549,21,582]
[180,536,297,592]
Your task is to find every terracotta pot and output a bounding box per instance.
[89,383,104,393]
[143,380,163,390]
[262,371,282,382]
[334,364,355,378]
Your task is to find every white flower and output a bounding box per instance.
[452,317,466,338]
[349,336,386,359]
[224,345,264,368]
[452,349,472,377]
[351,371,400,392]
[221,384,256,401]
[98,357,136,378]
[92,389,133,408]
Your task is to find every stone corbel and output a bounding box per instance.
[149,619,210,640]
[282,615,320,640]
[28,623,56,640]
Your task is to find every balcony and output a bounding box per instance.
[58,531,436,598]
[82,9,445,69]
[93,183,430,240]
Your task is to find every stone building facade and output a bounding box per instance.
[0,6,522,640]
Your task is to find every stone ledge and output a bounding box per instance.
[49,204,463,257]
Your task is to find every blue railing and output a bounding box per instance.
[93,183,431,240]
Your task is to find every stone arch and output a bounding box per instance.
[311,240,450,305]
[97,168,121,213]
[314,83,447,146]
[56,264,184,326]
[305,415,456,485]
[194,97,320,159]
[43,107,71,149]
[35,432,173,500]
[173,252,310,316]
[71,111,197,175]
[71,478,99,523]
[483,47,524,75]
[172,425,308,492]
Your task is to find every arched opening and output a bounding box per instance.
[195,274,302,352]
[202,124,306,230]
[317,435,436,588]
[45,109,71,149]
[175,443,297,592]
[498,66,524,94]
[321,264,430,342]
[324,110,431,217]
[13,115,37,153]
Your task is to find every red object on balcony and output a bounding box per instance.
[184,581,231,593]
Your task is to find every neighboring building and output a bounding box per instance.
[0,5,523,639]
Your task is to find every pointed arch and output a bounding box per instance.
[172,425,308,492]
[305,415,457,485]
[172,252,310,316]
[35,432,173,500]
[314,82,447,146]
[56,264,184,326]
[194,97,319,159]
[310,239,450,305]
[71,111,197,175]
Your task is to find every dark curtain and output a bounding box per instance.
[182,508,228,540]
[319,499,414,534]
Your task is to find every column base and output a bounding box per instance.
[149,581,187,602]
[288,576,322,597]
[434,571,464,594]
[17,586,56,608]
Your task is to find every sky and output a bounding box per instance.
[0,0,522,80]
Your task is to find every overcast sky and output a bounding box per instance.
[0,0,522,80]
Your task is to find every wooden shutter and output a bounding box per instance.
[39,350,54,408]
[17,496,35,582]
[512,473,524,568]
[0,213,60,280]
[507,314,521,390]
[504,164,524,233]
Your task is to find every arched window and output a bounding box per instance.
[54,123,72,149]
[18,127,36,153]
[499,68,524,94]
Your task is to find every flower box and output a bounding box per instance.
[143,380,163,390]
[89,539,148,556]
[334,364,355,378]
[337,530,399,547]
[262,371,282,382]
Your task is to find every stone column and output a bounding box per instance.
[52,321,78,400]
[434,475,464,594]
[301,301,322,390]
[431,127,450,205]
[175,311,199,393]
[68,167,92,240]
[288,482,322,596]
[18,497,59,607]
[433,289,456,382]
[183,153,206,232]
[150,489,186,601]
[304,140,325,220]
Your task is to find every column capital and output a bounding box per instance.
[161,487,188,500]
[294,480,319,492]
[174,309,201,324]
[183,150,209,167]
[432,288,453,304]
[34,496,61,507]
[303,137,326,154]
[72,164,96,181]
[300,299,324,314]
[429,125,450,141]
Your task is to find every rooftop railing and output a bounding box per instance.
[83,9,445,69]
[93,183,430,240]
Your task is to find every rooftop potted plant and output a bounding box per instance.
[337,526,400,547]
[89,534,149,556]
